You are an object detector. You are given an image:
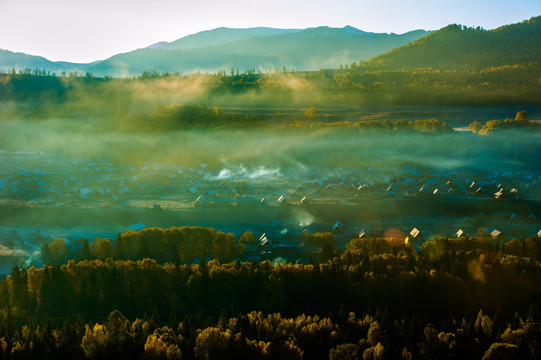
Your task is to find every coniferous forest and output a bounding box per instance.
[1,232,541,359]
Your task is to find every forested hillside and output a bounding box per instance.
[362,16,541,71]
[1,234,540,359]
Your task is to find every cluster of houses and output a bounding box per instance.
[0,151,539,267]
[1,151,540,210]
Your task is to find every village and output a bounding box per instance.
[0,149,540,273]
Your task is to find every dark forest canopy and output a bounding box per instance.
[1,232,541,359]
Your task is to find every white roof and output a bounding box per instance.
[491,229,502,238]
[359,228,369,238]
[410,228,420,238]
[195,195,206,203]
[456,229,464,237]
[259,233,272,246]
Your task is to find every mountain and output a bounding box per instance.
[362,15,541,71]
[87,26,432,76]
[161,27,302,50]
[146,41,168,50]
[0,49,85,73]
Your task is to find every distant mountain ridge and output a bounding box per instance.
[2,16,539,77]
[0,26,431,77]
[0,49,85,73]
[160,27,302,50]
[86,26,432,76]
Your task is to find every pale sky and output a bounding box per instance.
[0,0,539,63]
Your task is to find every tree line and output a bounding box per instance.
[468,111,541,135]
[1,60,540,111]
[40,226,246,265]
[291,117,454,133]
[1,232,540,358]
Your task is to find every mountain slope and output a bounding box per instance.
[0,49,84,73]
[363,15,541,71]
[161,27,302,50]
[87,26,431,76]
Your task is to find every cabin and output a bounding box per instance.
[409,228,424,242]
[456,229,465,238]
[357,184,369,194]
[358,228,369,239]
[128,223,145,232]
[490,229,504,241]
[332,221,344,234]
[194,195,206,208]
[259,233,272,248]
[509,188,519,199]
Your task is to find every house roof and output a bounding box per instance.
[359,228,369,238]
[333,221,344,231]
[129,223,145,231]
[259,233,272,246]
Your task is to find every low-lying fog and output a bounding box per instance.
[1,117,539,172]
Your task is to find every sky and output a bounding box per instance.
[0,0,540,63]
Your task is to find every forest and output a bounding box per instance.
[1,233,541,359]
[0,60,540,115]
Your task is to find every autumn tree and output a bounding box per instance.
[515,110,528,122]
[194,327,232,360]
[304,106,320,119]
